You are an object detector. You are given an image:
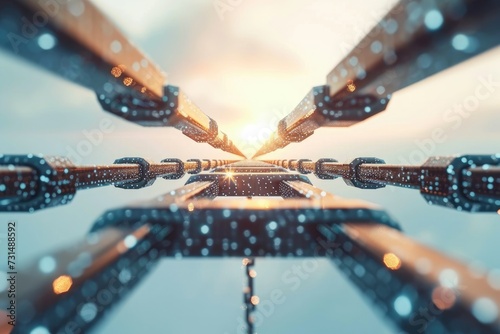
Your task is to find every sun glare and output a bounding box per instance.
[236,123,274,157]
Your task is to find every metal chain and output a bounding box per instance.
[242,258,258,334]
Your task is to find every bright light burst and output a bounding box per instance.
[237,123,274,157]
[224,169,236,186]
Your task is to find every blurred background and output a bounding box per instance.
[0,0,499,332]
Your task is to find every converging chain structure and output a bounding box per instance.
[0,0,499,333]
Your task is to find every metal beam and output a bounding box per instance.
[3,160,500,333]
[268,155,500,212]
[0,0,244,157]
[0,223,169,334]
[318,222,500,333]
[253,0,500,157]
[0,154,238,212]
[326,0,500,99]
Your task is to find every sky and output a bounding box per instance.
[0,0,500,333]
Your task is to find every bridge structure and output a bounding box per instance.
[0,0,499,333]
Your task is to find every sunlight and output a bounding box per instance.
[224,169,237,187]
[240,124,272,143]
[235,123,274,157]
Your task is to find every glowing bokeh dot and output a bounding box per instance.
[53,275,73,294]
[383,253,401,270]
[472,298,498,324]
[394,295,412,317]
